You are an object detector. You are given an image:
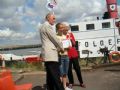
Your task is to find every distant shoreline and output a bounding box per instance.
[0,44,42,51]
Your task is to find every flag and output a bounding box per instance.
[46,0,57,11]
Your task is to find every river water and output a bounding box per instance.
[0,48,41,56]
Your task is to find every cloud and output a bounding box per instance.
[0,0,26,18]
[0,17,24,31]
[0,28,13,38]
[0,0,120,46]
[53,0,106,22]
[0,26,41,45]
[0,28,37,40]
[0,0,26,32]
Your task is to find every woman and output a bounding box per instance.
[56,23,72,90]
[62,22,86,88]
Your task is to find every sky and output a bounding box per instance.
[0,0,120,46]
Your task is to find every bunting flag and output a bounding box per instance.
[46,0,57,11]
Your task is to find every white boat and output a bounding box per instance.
[71,18,120,58]
[70,0,120,58]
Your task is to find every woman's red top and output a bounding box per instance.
[66,32,78,59]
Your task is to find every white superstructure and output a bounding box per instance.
[70,18,120,58]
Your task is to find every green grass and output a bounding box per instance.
[79,57,112,67]
[1,61,45,71]
[0,56,118,72]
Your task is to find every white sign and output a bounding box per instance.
[78,37,120,58]
[62,39,71,48]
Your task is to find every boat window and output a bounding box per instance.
[82,50,89,54]
[70,25,79,31]
[86,24,95,30]
[102,22,110,28]
[117,47,120,51]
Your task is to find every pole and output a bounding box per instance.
[113,19,117,51]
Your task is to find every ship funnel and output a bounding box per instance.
[106,0,118,19]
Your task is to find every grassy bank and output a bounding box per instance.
[0,61,44,72]
[0,57,117,72]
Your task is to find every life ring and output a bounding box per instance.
[109,51,120,63]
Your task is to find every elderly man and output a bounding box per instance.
[39,13,64,90]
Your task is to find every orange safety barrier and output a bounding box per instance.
[0,69,12,78]
[0,75,32,90]
[0,78,3,90]
[109,51,120,63]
